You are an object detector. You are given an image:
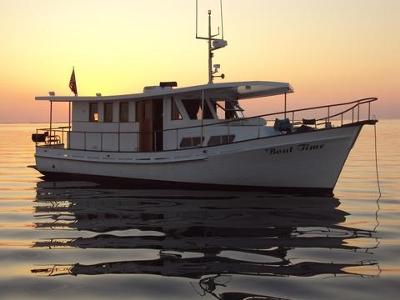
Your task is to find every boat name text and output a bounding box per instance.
[267,143,324,155]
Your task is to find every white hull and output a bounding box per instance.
[35,124,363,192]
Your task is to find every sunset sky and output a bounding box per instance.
[0,0,399,122]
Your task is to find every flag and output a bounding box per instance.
[69,68,78,95]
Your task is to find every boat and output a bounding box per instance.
[32,1,378,194]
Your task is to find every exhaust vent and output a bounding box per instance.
[159,82,177,88]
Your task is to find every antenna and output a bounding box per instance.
[196,0,199,38]
[220,0,224,39]
[196,0,227,84]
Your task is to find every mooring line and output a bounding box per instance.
[374,123,382,197]
[373,123,381,234]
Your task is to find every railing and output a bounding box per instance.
[33,126,70,147]
[34,97,377,152]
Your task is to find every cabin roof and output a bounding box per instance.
[35,81,293,102]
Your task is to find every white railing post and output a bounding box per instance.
[176,128,179,150]
[368,102,371,120]
[327,106,330,123]
[201,89,205,147]
[137,130,139,152]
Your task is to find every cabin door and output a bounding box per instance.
[136,99,163,152]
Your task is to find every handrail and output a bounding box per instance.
[37,97,376,133]
[162,97,377,131]
[35,97,377,152]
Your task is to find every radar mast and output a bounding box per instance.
[196,0,227,84]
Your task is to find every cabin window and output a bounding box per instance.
[89,103,99,122]
[171,98,182,120]
[119,102,129,122]
[216,100,227,119]
[180,136,204,148]
[225,101,238,119]
[182,99,200,120]
[208,135,235,146]
[214,100,241,119]
[104,103,113,122]
[181,99,215,120]
[203,100,215,119]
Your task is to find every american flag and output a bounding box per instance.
[69,68,78,95]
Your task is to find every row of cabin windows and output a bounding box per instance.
[89,102,129,123]
[89,99,239,123]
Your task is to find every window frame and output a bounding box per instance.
[181,99,202,120]
[213,99,241,120]
[89,102,99,122]
[119,101,129,123]
[171,97,183,120]
[104,102,113,123]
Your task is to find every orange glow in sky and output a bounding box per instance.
[0,0,399,122]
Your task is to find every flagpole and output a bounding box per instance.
[49,100,53,145]
[68,101,71,149]
[68,66,77,148]
[74,66,78,96]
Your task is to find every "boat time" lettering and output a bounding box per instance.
[267,143,324,155]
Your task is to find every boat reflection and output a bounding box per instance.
[31,180,378,299]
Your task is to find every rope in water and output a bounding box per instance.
[373,122,381,235]
[374,123,382,197]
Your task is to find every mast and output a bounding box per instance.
[196,0,227,84]
[208,10,213,84]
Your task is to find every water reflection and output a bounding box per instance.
[31,181,378,299]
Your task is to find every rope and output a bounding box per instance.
[374,123,382,197]
[373,123,381,234]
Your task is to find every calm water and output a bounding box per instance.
[0,122,399,300]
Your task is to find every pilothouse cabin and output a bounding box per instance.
[35,81,293,153]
